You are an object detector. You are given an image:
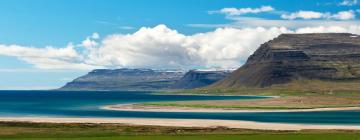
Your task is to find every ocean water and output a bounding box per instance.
[1,90,360,125]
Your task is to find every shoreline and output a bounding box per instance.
[152,92,280,98]
[102,104,360,113]
[1,117,360,130]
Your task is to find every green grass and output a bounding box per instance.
[160,88,320,97]
[5,134,360,140]
[167,89,359,97]
[1,122,360,140]
[161,80,360,97]
[142,103,314,110]
[142,102,360,110]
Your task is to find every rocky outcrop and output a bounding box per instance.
[211,33,360,88]
[172,70,231,89]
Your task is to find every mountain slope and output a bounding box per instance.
[172,70,231,89]
[210,33,360,89]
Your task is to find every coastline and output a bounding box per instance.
[1,117,360,131]
[102,104,360,113]
[152,92,280,98]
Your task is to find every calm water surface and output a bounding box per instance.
[1,90,360,125]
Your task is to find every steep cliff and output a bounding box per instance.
[211,33,360,89]
[172,70,231,89]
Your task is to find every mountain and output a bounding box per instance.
[210,33,360,90]
[172,70,231,89]
[59,69,230,91]
[59,69,185,91]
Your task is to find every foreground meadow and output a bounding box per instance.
[0,122,360,140]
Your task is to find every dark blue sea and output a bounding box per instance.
[1,90,360,125]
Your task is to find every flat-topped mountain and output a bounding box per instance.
[211,33,360,89]
[59,68,230,91]
[60,69,185,91]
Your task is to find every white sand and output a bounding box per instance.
[1,117,360,130]
[103,104,360,113]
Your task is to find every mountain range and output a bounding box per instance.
[59,69,231,91]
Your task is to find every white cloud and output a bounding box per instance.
[331,10,356,20]
[85,25,198,69]
[189,17,360,29]
[210,6,274,16]
[339,0,358,6]
[81,38,98,47]
[281,10,356,20]
[294,25,360,33]
[80,32,100,47]
[197,8,359,29]
[0,44,100,70]
[281,11,325,20]
[91,32,100,39]
[1,24,360,70]
[185,27,290,68]
[86,25,291,69]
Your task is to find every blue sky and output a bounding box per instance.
[0,0,359,89]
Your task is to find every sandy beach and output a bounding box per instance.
[102,104,360,113]
[1,117,360,131]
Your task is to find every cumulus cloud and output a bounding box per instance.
[91,32,100,39]
[1,24,360,70]
[339,0,358,6]
[186,27,290,68]
[294,25,360,33]
[0,44,100,70]
[281,10,356,20]
[210,6,274,16]
[80,32,100,47]
[281,11,324,20]
[86,25,290,69]
[85,25,197,68]
[81,38,98,47]
[331,10,356,20]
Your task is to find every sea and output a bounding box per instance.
[1,90,360,125]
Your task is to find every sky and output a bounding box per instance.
[0,0,360,90]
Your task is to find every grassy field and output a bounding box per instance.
[6,134,360,140]
[1,122,360,140]
[164,79,360,96]
[155,80,360,110]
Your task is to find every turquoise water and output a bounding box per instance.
[1,90,360,125]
